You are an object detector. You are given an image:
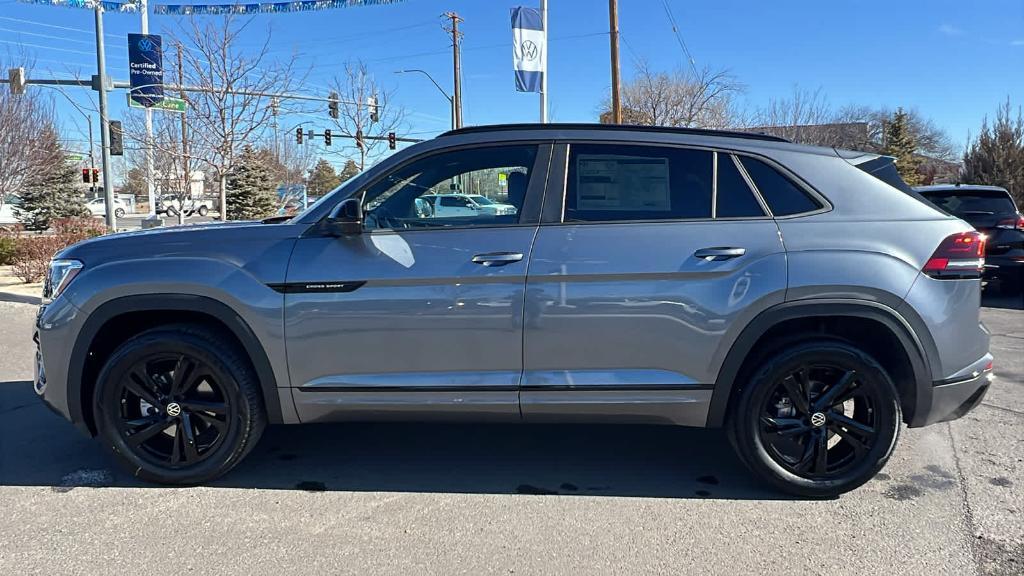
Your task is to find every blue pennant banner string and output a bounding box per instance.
[18,0,139,11]
[153,0,406,15]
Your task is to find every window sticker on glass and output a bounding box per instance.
[576,155,671,211]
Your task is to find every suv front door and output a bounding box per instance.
[521,142,789,426]
[284,143,550,422]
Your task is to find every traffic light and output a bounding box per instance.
[82,168,90,183]
[328,91,339,119]
[388,131,396,150]
[92,169,100,183]
[368,95,379,123]
[324,129,332,147]
[355,129,364,150]
[109,120,123,156]
[296,127,303,144]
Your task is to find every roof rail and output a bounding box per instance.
[439,123,790,143]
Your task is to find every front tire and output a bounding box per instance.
[114,207,125,218]
[93,324,266,484]
[198,205,209,217]
[729,340,901,498]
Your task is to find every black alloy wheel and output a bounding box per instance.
[114,353,232,468]
[729,340,901,498]
[95,325,265,484]
[758,364,879,479]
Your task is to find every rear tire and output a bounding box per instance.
[93,324,266,485]
[114,207,125,218]
[729,340,901,498]
[198,205,209,217]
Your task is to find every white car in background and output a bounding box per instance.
[418,193,517,218]
[85,197,128,218]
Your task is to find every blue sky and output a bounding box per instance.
[2,0,1023,161]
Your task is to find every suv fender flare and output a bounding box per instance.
[705,299,939,428]
[68,294,285,435]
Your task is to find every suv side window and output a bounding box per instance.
[716,153,766,218]
[361,145,535,230]
[738,156,821,216]
[565,144,712,222]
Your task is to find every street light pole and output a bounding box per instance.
[395,69,455,130]
[140,0,157,218]
[540,0,547,123]
[94,4,116,230]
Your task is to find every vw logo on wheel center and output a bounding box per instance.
[165,402,182,417]
[810,412,827,427]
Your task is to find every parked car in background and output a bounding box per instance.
[419,193,518,218]
[85,197,128,218]
[34,124,993,498]
[917,184,1024,293]
[157,195,212,217]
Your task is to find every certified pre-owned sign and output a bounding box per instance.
[128,33,164,107]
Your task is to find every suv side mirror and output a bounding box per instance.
[326,197,364,236]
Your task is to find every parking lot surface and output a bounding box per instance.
[1,294,1021,575]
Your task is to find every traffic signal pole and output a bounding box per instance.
[94,5,116,230]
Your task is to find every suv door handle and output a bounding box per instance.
[694,247,746,261]
[471,252,524,267]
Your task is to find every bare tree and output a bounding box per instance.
[746,86,865,147]
[172,15,300,220]
[599,62,743,129]
[0,57,62,214]
[328,60,405,170]
[834,105,956,160]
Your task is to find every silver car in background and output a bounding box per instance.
[34,124,993,497]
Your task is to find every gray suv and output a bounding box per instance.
[34,124,994,497]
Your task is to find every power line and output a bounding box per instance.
[660,0,699,76]
[0,27,99,47]
[0,15,124,40]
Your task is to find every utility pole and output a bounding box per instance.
[94,4,116,230]
[540,0,548,123]
[608,0,622,124]
[443,12,463,129]
[177,42,191,225]
[140,0,157,218]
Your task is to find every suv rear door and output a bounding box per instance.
[520,142,788,426]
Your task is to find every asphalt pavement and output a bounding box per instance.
[0,293,1021,575]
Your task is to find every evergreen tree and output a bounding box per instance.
[225,146,277,220]
[882,108,923,186]
[16,129,87,231]
[962,99,1024,206]
[306,158,341,197]
[338,159,360,183]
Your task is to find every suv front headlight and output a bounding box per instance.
[43,259,84,304]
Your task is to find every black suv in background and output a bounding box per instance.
[918,184,1024,294]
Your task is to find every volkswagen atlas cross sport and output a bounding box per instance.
[34,124,994,497]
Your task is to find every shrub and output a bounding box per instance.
[7,218,106,283]
[0,227,17,266]
[0,237,16,266]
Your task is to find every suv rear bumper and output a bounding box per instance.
[917,368,994,426]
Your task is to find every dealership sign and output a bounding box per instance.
[128,33,164,107]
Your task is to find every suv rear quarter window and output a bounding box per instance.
[739,156,822,216]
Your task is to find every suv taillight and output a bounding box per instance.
[996,214,1024,230]
[923,231,986,279]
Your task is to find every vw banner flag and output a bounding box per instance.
[511,6,545,93]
